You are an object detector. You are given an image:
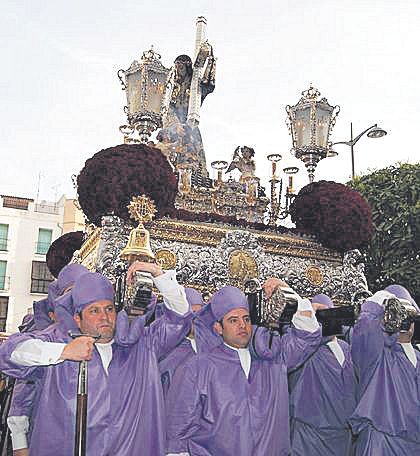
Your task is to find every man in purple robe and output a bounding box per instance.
[159,287,204,397]
[0,262,191,456]
[6,264,89,456]
[166,284,321,456]
[350,284,420,455]
[287,293,357,456]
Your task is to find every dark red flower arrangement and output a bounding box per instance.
[289,180,374,252]
[46,231,85,277]
[77,144,178,225]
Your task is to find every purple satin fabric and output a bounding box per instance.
[33,299,54,331]
[0,309,192,456]
[56,264,89,295]
[159,338,196,397]
[288,337,357,455]
[166,323,321,456]
[71,272,114,314]
[166,343,291,456]
[8,379,36,417]
[350,300,420,448]
[354,424,420,455]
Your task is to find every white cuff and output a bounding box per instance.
[11,340,66,366]
[153,270,189,315]
[166,453,190,456]
[297,298,313,312]
[7,415,29,450]
[292,298,319,333]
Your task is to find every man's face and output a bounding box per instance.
[214,307,252,349]
[175,61,187,78]
[74,300,116,344]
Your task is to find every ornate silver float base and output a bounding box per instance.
[74,216,371,315]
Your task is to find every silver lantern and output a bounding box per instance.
[286,86,340,182]
[118,47,170,142]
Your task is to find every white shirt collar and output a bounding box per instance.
[399,342,417,368]
[95,340,114,374]
[189,338,197,353]
[326,337,345,367]
[224,343,251,378]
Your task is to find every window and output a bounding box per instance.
[0,224,8,251]
[0,261,6,290]
[36,228,53,255]
[31,261,54,294]
[0,297,8,332]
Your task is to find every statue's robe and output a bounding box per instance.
[350,300,420,455]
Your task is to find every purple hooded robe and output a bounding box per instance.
[0,272,192,456]
[166,286,321,456]
[286,294,357,456]
[350,290,420,455]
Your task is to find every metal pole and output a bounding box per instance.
[350,122,355,179]
[74,360,88,456]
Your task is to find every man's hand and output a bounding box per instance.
[262,278,289,299]
[60,336,95,361]
[13,449,29,456]
[127,261,163,285]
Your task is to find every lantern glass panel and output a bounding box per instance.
[145,70,167,114]
[126,70,143,115]
[294,107,311,148]
[315,106,332,148]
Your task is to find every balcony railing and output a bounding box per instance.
[35,242,51,255]
[0,276,10,291]
[34,203,60,215]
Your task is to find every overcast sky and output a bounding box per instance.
[1,0,419,202]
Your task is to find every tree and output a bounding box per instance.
[348,163,420,303]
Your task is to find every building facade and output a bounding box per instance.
[0,195,84,333]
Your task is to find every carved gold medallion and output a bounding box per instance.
[305,265,324,286]
[155,249,177,270]
[228,250,258,287]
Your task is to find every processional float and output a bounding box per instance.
[73,16,373,323]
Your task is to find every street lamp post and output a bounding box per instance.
[331,123,387,179]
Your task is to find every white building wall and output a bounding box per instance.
[0,196,64,332]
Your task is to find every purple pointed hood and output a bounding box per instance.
[71,272,114,314]
[184,287,205,307]
[56,264,90,296]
